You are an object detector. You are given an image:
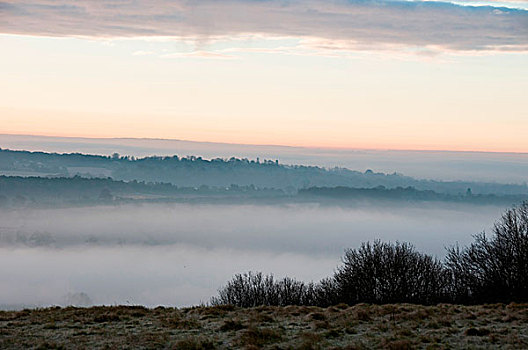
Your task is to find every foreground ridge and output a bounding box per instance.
[1,303,527,349]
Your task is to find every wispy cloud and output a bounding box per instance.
[1,0,527,52]
[160,51,236,60]
[132,50,155,56]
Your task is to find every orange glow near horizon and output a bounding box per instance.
[1,108,527,154]
[1,34,527,154]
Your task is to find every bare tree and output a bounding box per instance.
[446,202,528,303]
[334,241,448,305]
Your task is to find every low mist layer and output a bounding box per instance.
[0,245,336,308]
[0,203,504,254]
[0,202,506,308]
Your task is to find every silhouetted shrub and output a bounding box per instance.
[446,202,528,303]
[213,203,528,306]
[212,242,448,307]
[334,241,448,305]
[311,277,341,307]
[211,272,315,307]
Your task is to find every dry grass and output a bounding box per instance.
[1,303,527,349]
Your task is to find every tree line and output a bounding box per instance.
[1,176,526,208]
[212,202,528,307]
[300,186,528,205]
[2,148,527,194]
[0,175,283,207]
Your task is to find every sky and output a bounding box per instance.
[1,0,527,152]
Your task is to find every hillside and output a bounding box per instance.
[1,148,527,195]
[1,304,527,349]
[1,175,527,209]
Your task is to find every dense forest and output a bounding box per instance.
[299,186,528,205]
[1,148,527,195]
[0,175,526,208]
[0,176,284,207]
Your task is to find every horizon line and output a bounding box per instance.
[1,132,527,156]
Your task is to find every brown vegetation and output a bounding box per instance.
[1,303,527,349]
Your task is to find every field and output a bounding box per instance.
[1,303,527,349]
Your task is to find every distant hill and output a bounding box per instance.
[3,133,528,184]
[0,175,526,208]
[299,186,527,206]
[0,175,284,208]
[1,148,527,195]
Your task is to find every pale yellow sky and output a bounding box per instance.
[1,31,527,152]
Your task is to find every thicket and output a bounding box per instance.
[212,202,528,307]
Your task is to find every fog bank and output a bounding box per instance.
[0,245,336,309]
[0,203,505,255]
[0,202,507,308]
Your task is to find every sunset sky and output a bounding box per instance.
[1,0,527,152]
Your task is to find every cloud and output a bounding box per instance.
[132,50,155,56]
[1,0,527,52]
[160,51,236,60]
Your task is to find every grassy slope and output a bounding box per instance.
[1,303,527,349]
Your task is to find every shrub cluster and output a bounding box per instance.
[212,273,309,307]
[334,241,448,305]
[445,202,528,304]
[213,202,528,307]
[211,273,330,307]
